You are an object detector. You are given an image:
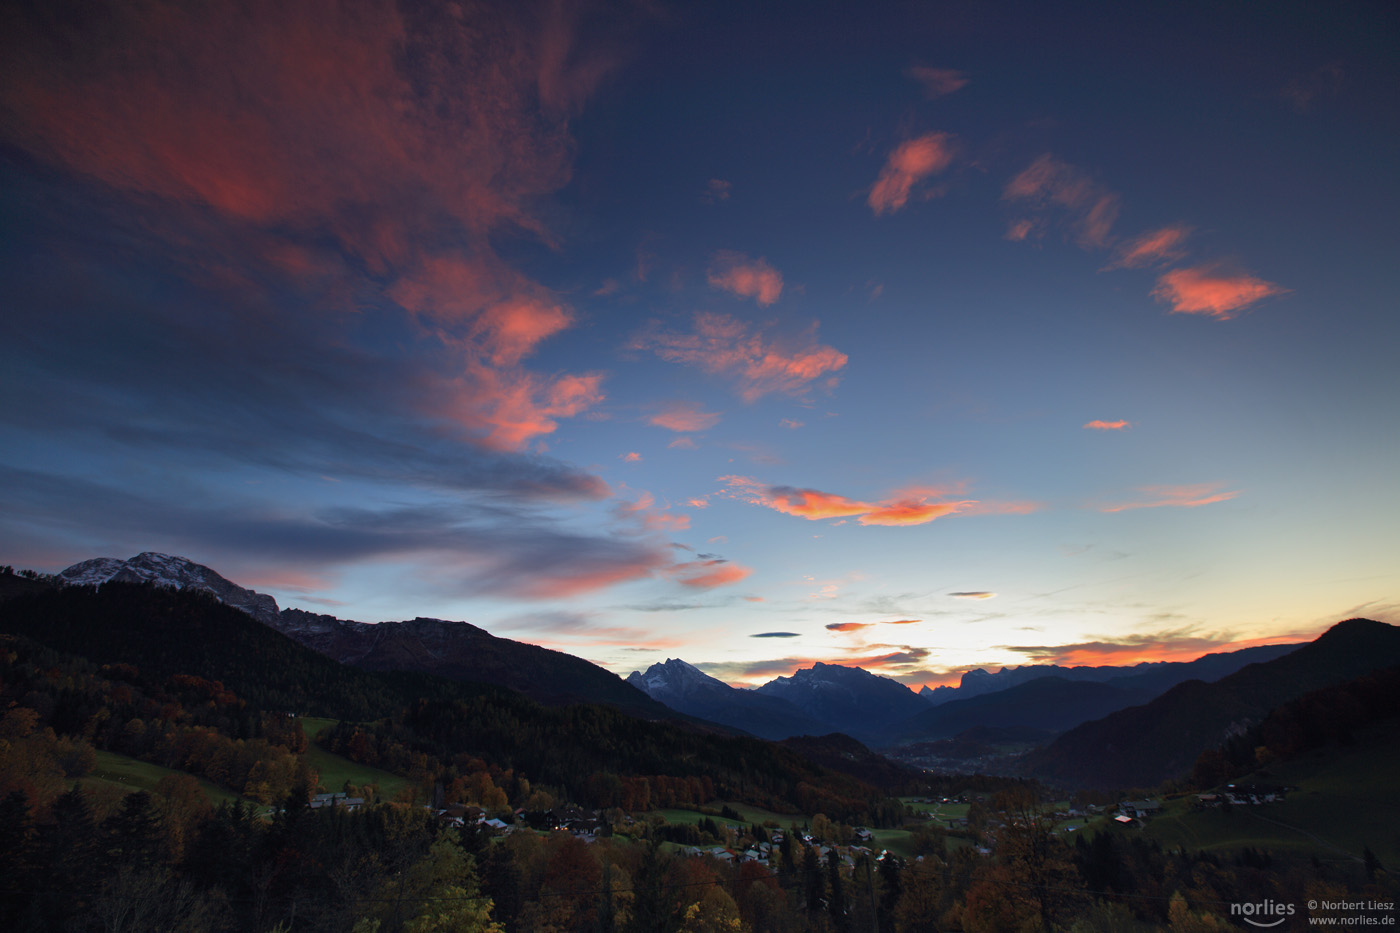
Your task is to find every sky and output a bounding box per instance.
[2,0,1397,689]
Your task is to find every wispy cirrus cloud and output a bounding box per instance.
[632,313,848,402]
[708,252,784,305]
[1104,225,1192,269]
[0,464,667,601]
[1101,482,1239,512]
[1084,420,1132,431]
[868,133,957,214]
[1152,265,1287,319]
[666,559,752,589]
[649,401,722,433]
[1003,154,1120,248]
[905,66,969,99]
[720,476,1037,526]
[613,490,689,533]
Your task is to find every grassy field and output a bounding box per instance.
[84,749,242,806]
[649,801,811,829]
[300,717,408,800]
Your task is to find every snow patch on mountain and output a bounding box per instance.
[58,552,281,624]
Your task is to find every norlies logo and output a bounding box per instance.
[1231,900,1296,927]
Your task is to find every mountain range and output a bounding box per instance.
[1021,617,1400,788]
[57,552,682,722]
[45,551,1396,792]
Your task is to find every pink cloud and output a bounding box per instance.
[668,437,698,450]
[905,66,970,99]
[620,452,642,462]
[3,1,616,453]
[1003,154,1120,248]
[868,133,957,214]
[703,178,732,203]
[649,401,722,433]
[668,560,752,589]
[514,552,672,600]
[1152,265,1287,319]
[437,365,605,451]
[1105,225,1191,270]
[634,313,848,402]
[1084,420,1132,431]
[1101,483,1240,512]
[708,252,784,305]
[616,490,691,532]
[1282,62,1344,112]
[721,476,1008,526]
[1005,218,1038,242]
[779,418,804,430]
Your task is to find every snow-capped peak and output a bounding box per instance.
[625,658,727,701]
[57,552,281,623]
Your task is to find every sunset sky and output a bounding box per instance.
[2,0,1397,688]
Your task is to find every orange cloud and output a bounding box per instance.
[887,619,920,624]
[1152,265,1287,319]
[1003,154,1120,248]
[708,252,783,305]
[950,591,996,600]
[859,495,975,526]
[1101,482,1239,512]
[1000,628,1308,667]
[868,133,957,214]
[634,313,848,402]
[1105,225,1191,269]
[721,476,1001,526]
[763,486,875,520]
[905,66,969,99]
[668,560,752,589]
[825,622,871,633]
[649,402,722,432]
[1084,420,1132,431]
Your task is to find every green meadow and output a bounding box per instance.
[300,717,408,801]
[85,748,241,806]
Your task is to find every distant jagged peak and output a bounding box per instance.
[627,657,728,700]
[58,551,280,624]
